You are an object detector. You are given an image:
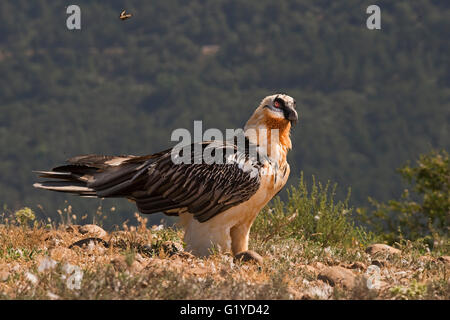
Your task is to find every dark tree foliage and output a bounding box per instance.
[0,1,448,228]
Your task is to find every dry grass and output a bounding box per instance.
[0,213,448,300]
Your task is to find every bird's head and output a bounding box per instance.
[245,93,298,128]
[245,94,298,131]
[244,94,298,156]
[260,94,298,126]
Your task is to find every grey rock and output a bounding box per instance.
[79,224,107,238]
[318,266,357,290]
[234,250,263,264]
[366,244,401,256]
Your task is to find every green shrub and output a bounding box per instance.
[389,280,428,300]
[252,173,375,247]
[357,150,449,246]
[14,207,36,227]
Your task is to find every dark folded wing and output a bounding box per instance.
[130,141,263,222]
[34,140,263,223]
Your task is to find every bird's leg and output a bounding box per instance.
[230,224,250,254]
[230,224,263,264]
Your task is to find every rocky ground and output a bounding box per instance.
[0,220,449,300]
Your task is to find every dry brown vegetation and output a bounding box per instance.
[0,210,448,300]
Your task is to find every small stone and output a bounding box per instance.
[0,271,9,282]
[366,244,401,256]
[79,224,107,238]
[234,250,263,264]
[318,266,357,290]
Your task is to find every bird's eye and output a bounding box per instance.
[274,101,281,108]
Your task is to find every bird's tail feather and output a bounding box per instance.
[33,168,97,196]
[33,154,153,198]
[33,181,96,196]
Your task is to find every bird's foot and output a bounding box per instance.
[234,250,263,265]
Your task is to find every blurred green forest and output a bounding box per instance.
[0,0,448,228]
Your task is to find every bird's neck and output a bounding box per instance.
[244,118,292,166]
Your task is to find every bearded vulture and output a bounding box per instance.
[34,94,298,257]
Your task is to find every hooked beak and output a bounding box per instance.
[284,106,298,125]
